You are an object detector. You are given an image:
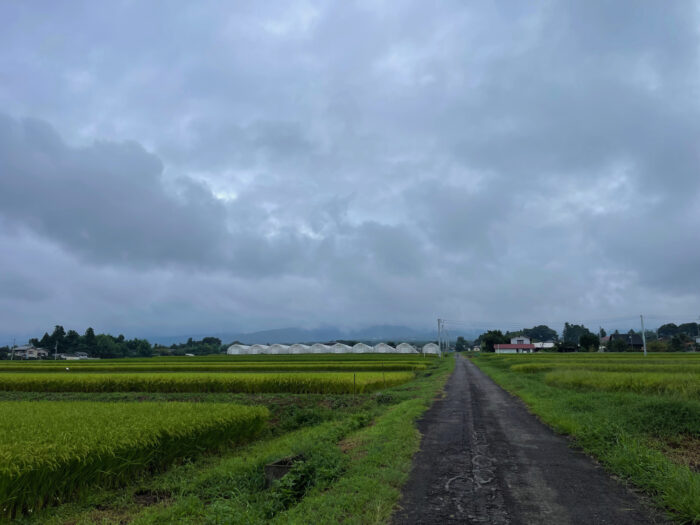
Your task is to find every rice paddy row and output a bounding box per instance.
[502,352,700,397]
[0,371,415,394]
[0,362,426,373]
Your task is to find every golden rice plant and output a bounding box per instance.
[0,371,414,394]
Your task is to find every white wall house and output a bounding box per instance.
[510,336,531,344]
[533,342,555,349]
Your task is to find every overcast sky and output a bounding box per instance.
[1,1,699,340]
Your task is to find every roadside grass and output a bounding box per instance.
[16,357,453,524]
[472,354,700,524]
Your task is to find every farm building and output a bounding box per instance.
[373,343,394,353]
[396,343,417,353]
[248,344,270,354]
[289,344,310,354]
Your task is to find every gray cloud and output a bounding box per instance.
[1,0,700,339]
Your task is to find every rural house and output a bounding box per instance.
[495,336,537,354]
[12,345,49,359]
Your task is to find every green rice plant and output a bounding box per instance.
[0,372,414,394]
[0,401,268,518]
[544,370,700,397]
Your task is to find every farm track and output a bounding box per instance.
[392,356,669,525]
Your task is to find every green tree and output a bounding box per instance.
[51,325,66,346]
[83,327,96,354]
[39,332,51,348]
[480,330,508,353]
[64,330,80,351]
[647,340,668,352]
[669,335,684,352]
[523,325,558,342]
[607,338,629,352]
[455,336,468,352]
[657,323,678,339]
[93,334,119,358]
[562,323,594,345]
[579,333,600,351]
[678,322,699,337]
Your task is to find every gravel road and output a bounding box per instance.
[391,355,669,525]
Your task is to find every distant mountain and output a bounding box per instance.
[148,324,439,346]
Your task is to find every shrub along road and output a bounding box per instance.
[392,355,668,525]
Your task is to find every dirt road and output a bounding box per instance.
[392,356,668,525]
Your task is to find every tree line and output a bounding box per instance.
[454,321,700,353]
[0,326,228,359]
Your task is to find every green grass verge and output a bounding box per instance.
[472,355,700,524]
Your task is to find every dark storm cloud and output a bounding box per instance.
[1,0,699,338]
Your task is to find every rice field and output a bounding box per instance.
[0,352,444,520]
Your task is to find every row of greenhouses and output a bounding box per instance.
[226,342,440,355]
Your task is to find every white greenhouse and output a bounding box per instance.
[422,343,440,354]
[352,343,373,353]
[267,344,290,355]
[248,344,270,354]
[289,344,310,354]
[396,343,418,354]
[310,343,331,354]
[226,341,430,355]
[330,343,352,354]
[373,343,394,353]
[226,344,250,355]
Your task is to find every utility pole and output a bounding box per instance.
[10,337,15,361]
[54,341,58,360]
[640,315,647,357]
[437,318,443,357]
